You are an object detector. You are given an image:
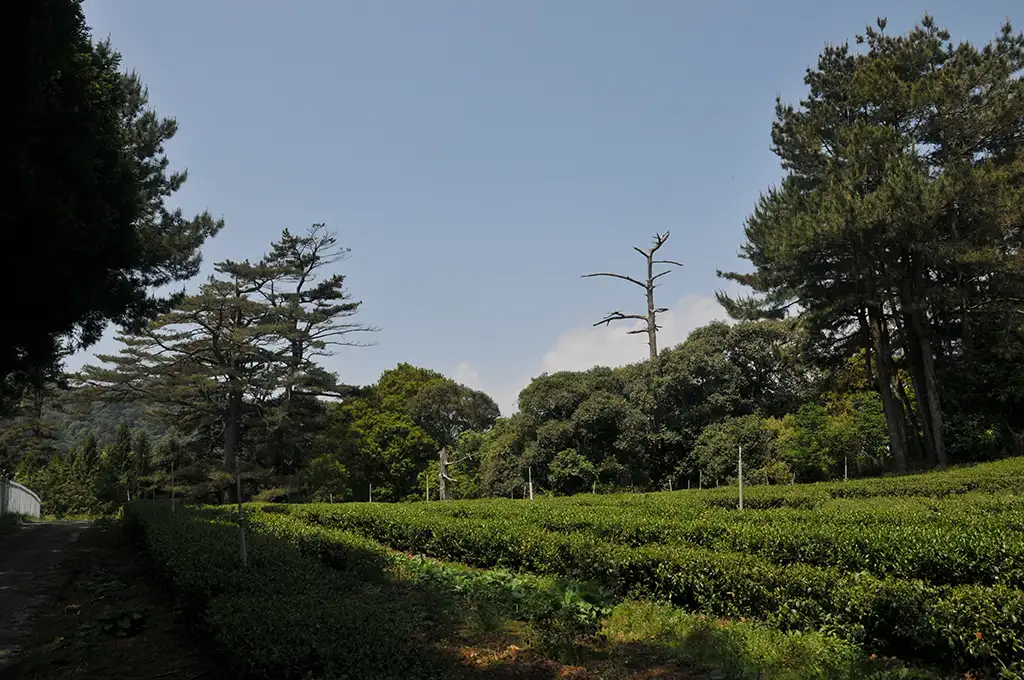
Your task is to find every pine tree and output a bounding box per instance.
[106,422,134,500]
[77,225,376,495]
[79,270,280,477]
[719,15,1024,471]
[6,1,222,409]
[76,432,101,473]
[133,430,152,498]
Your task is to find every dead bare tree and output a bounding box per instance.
[437,445,478,500]
[438,446,455,501]
[582,231,683,359]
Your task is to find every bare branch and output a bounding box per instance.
[581,272,646,288]
[653,259,685,267]
[650,231,670,253]
[593,310,647,327]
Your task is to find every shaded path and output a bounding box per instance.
[0,521,90,670]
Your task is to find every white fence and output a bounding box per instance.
[0,479,42,518]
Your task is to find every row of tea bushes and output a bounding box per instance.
[287,502,1023,672]
[123,503,452,679]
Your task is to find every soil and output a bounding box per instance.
[0,521,91,671]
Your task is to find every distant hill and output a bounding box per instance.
[48,396,167,452]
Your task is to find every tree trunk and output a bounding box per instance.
[901,330,935,465]
[859,309,874,387]
[646,257,658,359]
[224,390,242,502]
[899,261,947,468]
[911,308,947,468]
[893,372,923,463]
[1010,427,1024,458]
[867,302,908,473]
[438,446,449,501]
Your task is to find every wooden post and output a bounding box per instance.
[844,455,848,481]
[528,467,534,501]
[668,478,672,492]
[738,445,743,511]
[369,483,372,502]
[699,470,702,489]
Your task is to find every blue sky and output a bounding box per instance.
[73,0,1019,415]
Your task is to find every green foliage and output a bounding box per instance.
[692,414,779,484]
[6,0,221,407]
[12,423,168,516]
[315,363,499,501]
[0,446,13,481]
[299,454,349,501]
[547,448,598,495]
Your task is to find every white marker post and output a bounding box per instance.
[528,466,534,501]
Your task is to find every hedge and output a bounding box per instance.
[238,505,886,680]
[409,501,1024,588]
[289,502,1024,672]
[123,502,452,679]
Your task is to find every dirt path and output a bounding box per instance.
[2,521,221,680]
[0,521,90,670]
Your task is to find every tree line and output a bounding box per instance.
[2,6,1022,510]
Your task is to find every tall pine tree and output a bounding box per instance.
[719,15,1024,471]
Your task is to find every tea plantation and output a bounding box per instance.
[125,458,1024,679]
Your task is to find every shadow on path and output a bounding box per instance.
[0,521,91,670]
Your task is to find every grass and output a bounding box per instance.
[602,601,938,680]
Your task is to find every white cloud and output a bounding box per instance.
[454,294,735,417]
[541,293,728,374]
[452,361,481,389]
[478,294,730,417]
